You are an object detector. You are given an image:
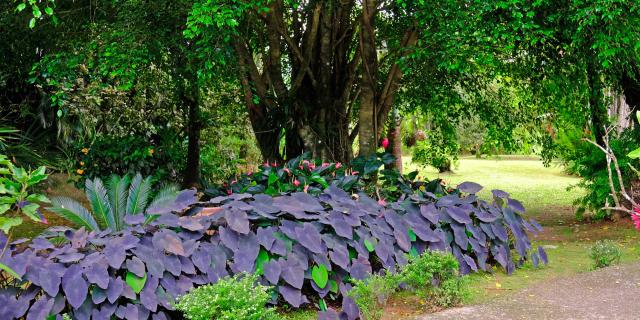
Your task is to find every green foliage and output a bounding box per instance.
[175,273,277,320]
[48,173,177,232]
[589,240,621,269]
[348,251,466,319]
[0,154,49,230]
[567,129,640,220]
[347,272,399,320]
[412,129,459,173]
[399,251,466,308]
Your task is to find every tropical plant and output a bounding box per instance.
[175,273,277,320]
[0,154,49,279]
[48,173,181,232]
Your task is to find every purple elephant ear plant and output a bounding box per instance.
[0,177,546,319]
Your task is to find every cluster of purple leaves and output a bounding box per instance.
[0,182,545,319]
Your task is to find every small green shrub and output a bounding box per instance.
[175,273,277,320]
[589,240,622,269]
[400,251,466,307]
[347,272,399,320]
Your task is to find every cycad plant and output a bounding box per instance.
[49,173,179,232]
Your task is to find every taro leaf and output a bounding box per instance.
[474,208,498,222]
[507,198,525,213]
[152,230,185,256]
[410,223,440,242]
[450,222,468,249]
[140,276,159,312]
[125,271,147,294]
[225,209,250,234]
[419,203,439,224]
[341,297,360,320]
[57,252,85,263]
[530,218,543,231]
[462,254,478,272]
[349,257,372,280]
[26,295,53,320]
[107,277,125,304]
[62,265,88,309]
[295,223,324,254]
[491,189,510,198]
[263,260,282,285]
[446,207,472,224]
[311,264,329,289]
[538,246,548,265]
[91,287,107,304]
[318,308,339,320]
[219,226,239,251]
[457,182,483,194]
[191,249,211,272]
[394,229,411,252]
[329,244,350,270]
[39,269,61,296]
[163,254,183,276]
[279,284,303,308]
[257,227,276,250]
[177,217,204,231]
[281,263,304,289]
[491,223,509,242]
[232,232,260,273]
[329,212,353,239]
[531,252,540,268]
[126,256,146,278]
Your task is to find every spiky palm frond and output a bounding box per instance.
[146,184,179,214]
[85,178,114,230]
[49,197,99,231]
[126,173,152,215]
[107,174,130,231]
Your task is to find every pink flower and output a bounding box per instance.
[227,189,233,195]
[303,185,309,193]
[352,171,359,176]
[632,207,640,231]
[381,137,389,149]
[378,198,387,206]
[247,171,253,176]
[309,163,316,170]
[284,168,291,175]
[335,162,342,169]
[263,162,270,167]
[322,162,330,167]
[293,179,301,187]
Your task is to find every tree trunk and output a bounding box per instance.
[587,60,608,145]
[358,0,378,157]
[386,108,403,173]
[182,87,201,188]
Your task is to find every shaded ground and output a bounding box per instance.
[419,262,640,320]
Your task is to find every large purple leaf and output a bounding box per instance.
[107,277,125,304]
[257,227,277,250]
[26,295,53,320]
[225,209,250,234]
[295,223,324,254]
[419,203,439,224]
[446,206,472,224]
[39,269,61,296]
[329,211,353,239]
[62,265,88,309]
[279,284,303,308]
[507,198,525,213]
[281,263,304,289]
[263,260,282,285]
[126,256,146,278]
[152,230,185,256]
[457,181,483,194]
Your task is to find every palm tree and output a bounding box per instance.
[48,173,179,232]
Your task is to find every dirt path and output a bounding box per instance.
[418,262,640,320]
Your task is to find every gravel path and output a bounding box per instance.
[418,262,640,320]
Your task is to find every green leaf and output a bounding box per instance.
[126,271,147,294]
[267,172,278,186]
[628,148,640,159]
[364,160,383,175]
[255,249,270,275]
[16,3,26,12]
[311,264,328,289]
[0,262,21,280]
[0,204,10,215]
[49,197,99,230]
[56,109,62,118]
[328,279,338,293]
[26,193,50,203]
[21,203,41,222]
[364,238,375,252]
[408,229,417,242]
[44,7,53,15]
[0,217,22,233]
[319,298,327,311]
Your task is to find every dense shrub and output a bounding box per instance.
[347,272,397,320]
[0,180,544,319]
[589,240,621,269]
[175,273,276,320]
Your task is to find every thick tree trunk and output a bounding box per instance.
[587,60,608,145]
[358,0,379,157]
[182,88,201,188]
[386,108,403,173]
[621,71,640,127]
